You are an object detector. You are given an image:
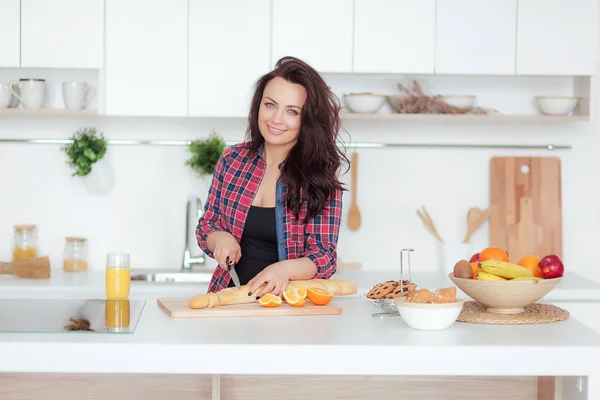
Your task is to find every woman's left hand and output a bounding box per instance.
[247,262,290,298]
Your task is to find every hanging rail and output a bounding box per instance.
[0,138,571,150]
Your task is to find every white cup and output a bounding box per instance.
[9,79,45,109]
[440,243,471,276]
[62,81,96,110]
[0,84,12,109]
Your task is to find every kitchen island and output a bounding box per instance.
[0,269,599,399]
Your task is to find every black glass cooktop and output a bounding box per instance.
[0,298,146,334]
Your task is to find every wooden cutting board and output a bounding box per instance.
[489,157,562,263]
[157,298,342,318]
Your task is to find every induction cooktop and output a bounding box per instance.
[0,298,146,334]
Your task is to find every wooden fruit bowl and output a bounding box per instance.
[448,273,563,314]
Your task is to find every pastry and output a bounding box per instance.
[366,280,399,299]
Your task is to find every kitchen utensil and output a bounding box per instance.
[489,157,562,262]
[0,256,50,279]
[462,207,489,243]
[370,248,415,319]
[416,206,444,243]
[157,298,342,318]
[227,256,241,288]
[347,151,361,231]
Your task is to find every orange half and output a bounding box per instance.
[258,293,282,308]
[307,287,333,306]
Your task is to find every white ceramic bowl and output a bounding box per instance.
[535,96,579,115]
[394,298,464,331]
[440,95,476,109]
[343,93,386,113]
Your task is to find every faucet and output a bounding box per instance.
[182,196,206,271]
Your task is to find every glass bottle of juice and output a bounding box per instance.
[12,225,38,262]
[63,237,89,272]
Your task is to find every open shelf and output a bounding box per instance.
[0,108,97,116]
[340,113,589,122]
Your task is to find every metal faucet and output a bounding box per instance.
[182,196,205,271]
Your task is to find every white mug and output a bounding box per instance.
[9,79,45,109]
[62,81,96,110]
[0,84,12,109]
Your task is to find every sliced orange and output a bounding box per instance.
[291,299,306,307]
[296,285,308,300]
[306,287,333,306]
[258,293,282,308]
[282,289,303,306]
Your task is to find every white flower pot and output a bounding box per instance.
[82,156,115,194]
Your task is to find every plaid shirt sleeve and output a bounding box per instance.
[196,150,229,258]
[303,188,343,279]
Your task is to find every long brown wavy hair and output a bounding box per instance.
[245,56,348,222]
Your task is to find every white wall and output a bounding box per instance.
[0,76,598,281]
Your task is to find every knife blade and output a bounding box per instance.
[226,256,241,288]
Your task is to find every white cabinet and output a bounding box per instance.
[20,0,104,69]
[0,0,20,67]
[272,0,353,73]
[517,0,598,75]
[435,0,517,75]
[188,0,271,117]
[104,0,188,116]
[353,0,435,74]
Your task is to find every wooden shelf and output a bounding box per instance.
[0,108,98,116]
[340,113,589,122]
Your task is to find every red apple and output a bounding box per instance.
[537,254,564,279]
[469,253,480,263]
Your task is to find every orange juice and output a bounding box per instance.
[105,299,130,328]
[105,267,130,299]
[12,246,37,262]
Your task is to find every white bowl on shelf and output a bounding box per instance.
[343,93,386,114]
[394,297,464,331]
[440,95,476,109]
[535,96,579,115]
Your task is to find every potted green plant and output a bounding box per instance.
[186,130,226,177]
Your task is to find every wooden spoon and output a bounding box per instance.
[462,207,489,243]
[347,151,361,231]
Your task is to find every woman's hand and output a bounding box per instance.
[207,231,241,269]
[247,261,291,298]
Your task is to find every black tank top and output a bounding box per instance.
[228,205,279,287]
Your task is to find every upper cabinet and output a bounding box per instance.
[353,0,436,74]
[517,0,599,75]
[188,0,271,117]
[104,0,188,117]
[272,0,353,73]
[20,0,104,69]
[0,0,20,68]
[435,0,517,75]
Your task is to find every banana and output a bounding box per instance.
[478,260,534,279]
[476,271,507,281]
[511,276,543,281]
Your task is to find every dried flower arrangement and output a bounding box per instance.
[390,80,491,115]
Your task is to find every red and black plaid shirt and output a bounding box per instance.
[196,143,342,293]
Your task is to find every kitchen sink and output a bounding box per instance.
[130,270,213,283]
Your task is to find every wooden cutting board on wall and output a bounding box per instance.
[489,157,562,263]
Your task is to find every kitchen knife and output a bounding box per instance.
[226,257,241,288]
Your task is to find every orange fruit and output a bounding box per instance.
[518,256,542,278]
[258,293,282,308]
[479,247,509,263]
[296,285,308,300]
[306,287,333,306]
[291,299,306,307]
[282,289,303,306]
[470,262,479,279]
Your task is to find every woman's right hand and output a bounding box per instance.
[208,231,241,269]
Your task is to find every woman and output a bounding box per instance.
[196,56,348,298]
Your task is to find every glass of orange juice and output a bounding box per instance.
[105,252,130,299]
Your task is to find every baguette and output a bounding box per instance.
[189,279,357,309]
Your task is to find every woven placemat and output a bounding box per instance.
[457,301,570,325]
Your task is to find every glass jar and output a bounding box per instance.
[12,225,38,262]
[63,237,89,272]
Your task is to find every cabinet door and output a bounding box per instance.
[354,0,435,74]
[21,0,104,68]
[435,0,517,75]
[272,0,353,73]
[189,0,271,117]
[0,0,20,67]
[517,0,598,75]
[105,0,188,116]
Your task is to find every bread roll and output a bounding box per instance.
[189,278,357,309]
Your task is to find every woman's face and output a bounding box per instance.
[258,76,307,150]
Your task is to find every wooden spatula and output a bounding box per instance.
[462,207,489,243]
[347,151,361,231]
[0,256,51,279]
